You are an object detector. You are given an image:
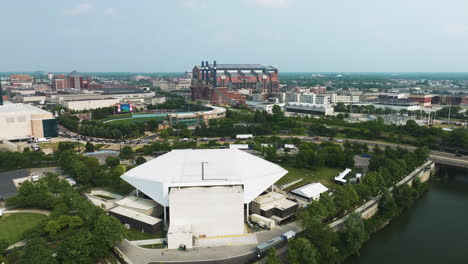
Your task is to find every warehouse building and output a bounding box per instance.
[120,149,288,249]
[62,98,120,111]
[0,103,57,140]
[285,102,334,116]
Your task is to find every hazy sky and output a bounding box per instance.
[1,0,468,72]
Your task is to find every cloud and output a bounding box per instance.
[104,7,118,16]
[248,0,291,8]
[443,24,468,35]
[180,0,209,9]
[63,3,93,16]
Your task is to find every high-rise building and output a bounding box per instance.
[69,70,83,89]
[52,75,69,91]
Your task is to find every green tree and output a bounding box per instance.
[0,240,8,256]
[135,156,147,165]
[340,213,368,257]
[120,146,134,159]
[19,238,57,264]
[393,184,415,211]
[301,215,339,263]
[105,156,120,167]
[379,190,398,219]
[288,238,318,264]
[85,142,95,152]
[58,141,77,152]
[265,248,280,264]
[92,214,125,257]
[320,194,337,219]
[334,184,360,214]
[58,229,94,263]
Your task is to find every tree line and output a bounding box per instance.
[267,146,431,264]
[4,173,124,264]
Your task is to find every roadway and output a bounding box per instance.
[57,123,468,168]
[115,222,302,264]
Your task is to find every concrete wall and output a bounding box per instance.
[169,186,244,238]
[330,160,436,230]
[64,98,120,111]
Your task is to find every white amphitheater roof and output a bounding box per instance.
[121,149,288,207]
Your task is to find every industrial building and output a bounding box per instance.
[120,149,288,249]
[191,61,279,105]
[285,102,334,116]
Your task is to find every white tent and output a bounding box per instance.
[291,182,329,201]
[121,149,288,207]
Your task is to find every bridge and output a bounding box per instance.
[429,155,468,169]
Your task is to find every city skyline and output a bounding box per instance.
[1,0,468,72]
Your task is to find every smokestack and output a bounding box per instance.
[205,61,209,84]
[0,80,3,105]
[213,60,217,88]
[201,61,205,80]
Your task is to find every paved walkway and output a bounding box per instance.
[3,209,51,216]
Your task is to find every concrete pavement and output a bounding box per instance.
[115,221,302,264]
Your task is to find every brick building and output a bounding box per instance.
[191,61,279,105]
[408,94,432,106]
[52,75,69,91]
[10,74,33,85]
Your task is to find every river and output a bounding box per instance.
[347,167,468,264]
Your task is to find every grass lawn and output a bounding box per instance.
[275,165,341,191]
[124,228,166,241]
[0,213,48,245]
[108,117,165,125]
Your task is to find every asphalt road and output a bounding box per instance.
[57,123,468,166]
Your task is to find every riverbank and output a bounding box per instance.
[347,167,468,263]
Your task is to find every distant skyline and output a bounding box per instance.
[1,0,468,72]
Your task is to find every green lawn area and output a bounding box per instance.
[275,165,341,191]
[0,213,48,245]
[107,117,165,125]
[124,228,166,241]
